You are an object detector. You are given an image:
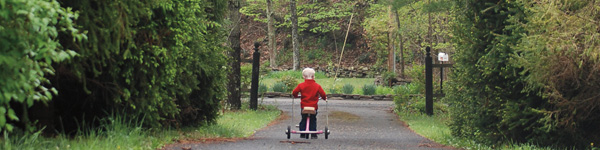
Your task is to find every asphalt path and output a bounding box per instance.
[163,98,453,150]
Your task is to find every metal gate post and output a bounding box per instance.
[250,42,260,110]
[425,47,433,116]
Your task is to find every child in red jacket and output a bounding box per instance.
[292,68,327,139]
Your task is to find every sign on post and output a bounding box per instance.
[438,52,449,62]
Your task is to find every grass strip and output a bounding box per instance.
[397,111,554,150]
[1,105,280,150]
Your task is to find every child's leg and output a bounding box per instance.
[299,113,308,137]
[310,112,318,137]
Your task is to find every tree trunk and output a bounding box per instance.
[267,0,277,68]
[395,8,404,78]
[227,0,241,110]
[387,5,395,73]
[290,0,300,71]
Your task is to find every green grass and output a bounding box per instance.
[261,78,377,95]
[180,105,280,139]
[263,70,327,79]
[1,105,280,150]
[396,111,555,150]
[259,70,403,95]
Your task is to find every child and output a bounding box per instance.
[292,68,327,139]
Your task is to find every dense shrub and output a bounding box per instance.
[394,82,423,111]
[278,75,299,93]
[375,86,394,95]
[328,87,340,94]
[510,0,600,147]
[241,64,253,92]
[362,84,376,95]
[258,83,268,93]
[381,71,396,86]
[447,0,599,148]
[341,84,354,94]
[0,0,83,133]
[47,0,228,132]
[272,82,287,93]
[448,0,542,146]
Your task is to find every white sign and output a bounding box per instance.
[438,52,449,61]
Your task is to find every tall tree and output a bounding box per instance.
[227,0,242,109]
[395,10,404,77]
[387,5,396,73]
[290,0,300,70]
[267,0,277,68]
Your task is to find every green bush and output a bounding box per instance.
[0,0,83,133]
[446,0,592,148]
[381,71,397,86]
[375,86,394,95]
[362,84,376,95]
[328,87,339,94]
[272,82,287,93]
[278,75,299,93]
[341,84,354,94]
[49,0,228,131]
[394,82,426,112]
[241,64,253,91]
[258,83,268,93]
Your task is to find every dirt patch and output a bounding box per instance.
[329,111,360,121]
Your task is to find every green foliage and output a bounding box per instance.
[445,0,594,148]
[381,71,397,86]
[258,83,268,93]
[406,65,426,93]
[341,84,354,94]
[328,87,339,94]
[242,0,352,35]
[0,0,83,133]
[241,64,253,91]
[375,86,394,95]
[448,0,529,145]
[509,0,600,147]
[303,48,332,65]
[362,84,376,95]
[278,75,299,93]
[272,82,287,93]
[239,0,269,23]
[394,83,423,112]
[279,0,353,33]
[364,0,455,69]
[50,0,228,131]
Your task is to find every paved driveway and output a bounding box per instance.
[163,98,453,150]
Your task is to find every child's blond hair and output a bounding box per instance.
[302,68,315,79]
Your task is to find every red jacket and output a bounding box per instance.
[292,79,327,110]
